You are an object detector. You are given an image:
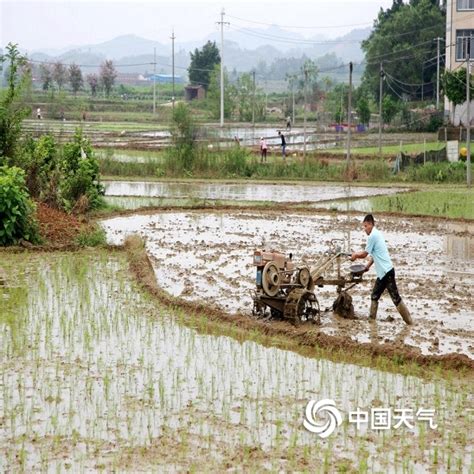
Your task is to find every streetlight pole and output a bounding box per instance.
[217,9,229,128]
[436,36,442,110]
[153,47,156,114]
[303,66,308,160]
[252,69,255,128]
[378,62,384,157]
[171,29,175,110]
[346,62,353,165]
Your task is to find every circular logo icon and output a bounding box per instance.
[303,399,342,438]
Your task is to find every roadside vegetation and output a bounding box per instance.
[0,44,105,246]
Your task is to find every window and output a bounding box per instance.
[456,30,474,60]
[458,0,474,10]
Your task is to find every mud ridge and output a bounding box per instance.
[124,235,474,373]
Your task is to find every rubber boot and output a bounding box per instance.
[369,300,378,321]
[396,300,413,325]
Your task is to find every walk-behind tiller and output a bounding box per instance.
[251,243,365,325]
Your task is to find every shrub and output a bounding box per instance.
[75,225,106,247]
[0,166,40,245]
[60,129,104,211]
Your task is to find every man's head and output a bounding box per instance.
[278,131,281,136]
[363,214,375,235]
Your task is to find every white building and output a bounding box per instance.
[445,0,474,124]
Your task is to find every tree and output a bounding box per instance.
[0,43,30,164]
[356,96,371,125]
[52,61,67,91]
[86,73,99,96]
[382,95,399,124]
[68,63,83,96]
[362,0,445,100]
[206,65,235,119]
[188,41,220,90]
[39,64,53,91]
[100,60,116,97]
[299,59,319,99]
[442,68,473,106]
[233,72,265,122]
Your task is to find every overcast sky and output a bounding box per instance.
[1,0,393,52]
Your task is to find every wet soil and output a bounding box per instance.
[102,210,474,364]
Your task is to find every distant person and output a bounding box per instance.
[82,111,87,121]
[260,137,268,163]
[278,131,286,159]
[36,107,42,120]
[286,116,291,130]
[233,135,241,147]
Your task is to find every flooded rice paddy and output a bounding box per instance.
[101,211,474,361]
[0,251,472,471]
[104,180,406,204]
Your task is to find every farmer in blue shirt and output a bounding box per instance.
[351,214,413,325]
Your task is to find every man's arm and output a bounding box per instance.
[351,250,368,260]
[351,252,373,272]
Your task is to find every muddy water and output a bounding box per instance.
[101,210,474,360]
[104,180,406,203]
[0,252,471,471]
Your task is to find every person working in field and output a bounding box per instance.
[351,214,413,325]
[260,137,268,163]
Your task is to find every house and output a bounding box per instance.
[445,0,474,123]
[147,74,183,84]
[185,85,205,101]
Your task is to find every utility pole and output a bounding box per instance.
[436,37,441,110]
[378,62,384,157]
[467,37,472,187]
[153,47,156,114]
[171,29,176,110]
[292,84,295,126]
[346,62,353,165]
[252,70,256,128]
[303,66,308,160]
[217,9,229,127]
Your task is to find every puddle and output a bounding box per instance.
[104,181,406,203]
[101,210,474,360]
[0,251,472,471]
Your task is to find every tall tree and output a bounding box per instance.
[68,63,83,96]
[0,43,30,163]
[100,60,116,97]
[206,65,235,119]
[362,0,445,101]
[86,73,99,96]
[188,41,220,90]
[356,96,371,126]
[39,64,53,91]
[52,61,67,91]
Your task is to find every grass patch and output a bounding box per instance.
[369,189,474,219]
[328,141,447,156]
[74,225,107,247]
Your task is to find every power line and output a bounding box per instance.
[226,14,373,30]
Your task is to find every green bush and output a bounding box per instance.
[0,166,40,245]
[404,161,467,183]
[60,129,104,211]
[75,225,106,247]
[18,134,59,201]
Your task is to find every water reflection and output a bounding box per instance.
[104,181,405,204]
